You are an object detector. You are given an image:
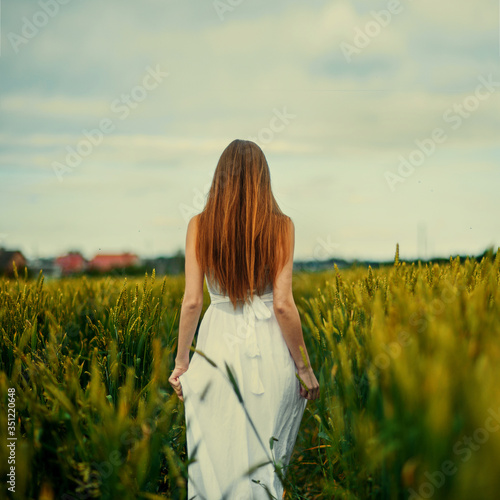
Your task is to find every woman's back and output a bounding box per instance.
[170,139,318,499]
[178,270,307,499]
[206,273,273,299]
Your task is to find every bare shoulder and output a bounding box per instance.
[272,215,295,306]
[188,214,200,233]
[185,215,201,251]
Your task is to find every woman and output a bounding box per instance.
[169,139,319,499]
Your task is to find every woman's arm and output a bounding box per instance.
[174,215,204,369]
[273,218,320,400]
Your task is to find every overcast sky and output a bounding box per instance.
[0,0,499,262]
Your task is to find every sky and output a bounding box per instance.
[0,0,499,262]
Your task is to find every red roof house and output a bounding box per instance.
[88,252,139,272]
[54,252,87,275]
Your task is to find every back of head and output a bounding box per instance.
[196,139,292,309]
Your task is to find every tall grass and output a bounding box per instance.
[0,269,189,499]
[289,246,500,499]
[1,246,499,499]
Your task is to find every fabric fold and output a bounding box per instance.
[211,290,274,395]
[242,293,273,395]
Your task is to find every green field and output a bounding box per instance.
[1,246,499,500]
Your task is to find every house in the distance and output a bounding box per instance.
[54,251,87,276]
[88,252,140,273]
[0,247,27,276]
[29,257,59,278]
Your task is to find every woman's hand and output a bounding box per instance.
[296,366,320,400]
[169,365,188,402]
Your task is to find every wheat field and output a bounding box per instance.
[1,246,499,500]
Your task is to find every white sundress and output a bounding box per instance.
[178,275,308,500]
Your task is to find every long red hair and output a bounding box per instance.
[196,139,292,309]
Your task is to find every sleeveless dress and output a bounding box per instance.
[178,275,308,500]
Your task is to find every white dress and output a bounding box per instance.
[178,275,308,500]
